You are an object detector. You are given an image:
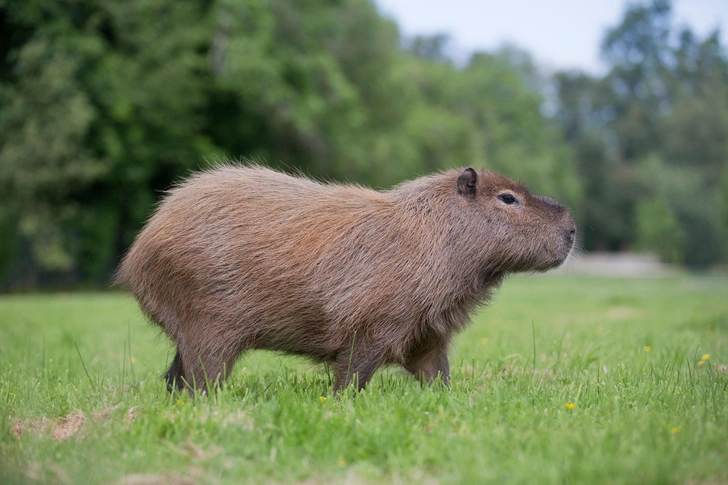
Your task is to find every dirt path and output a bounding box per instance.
[553,252,675,278]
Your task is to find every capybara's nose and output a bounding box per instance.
[564,226,576,248]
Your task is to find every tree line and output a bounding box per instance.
[0,0,726,289]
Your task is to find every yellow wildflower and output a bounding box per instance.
[338,457,347,467]
[670,426,681,434]
[698,361,704,366]
[643,346,651,352]
[701,354,710,361]
[131,357,137,364]
[481,338,488,345]
[565,402,576,410]
[319,396,327,402]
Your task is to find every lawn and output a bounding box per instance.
[1,274,727,484]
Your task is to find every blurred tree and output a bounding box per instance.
[0,0,212,286]
[206,0,418,185]
[635,196,684,264]
[403,43,582,210]
[1,0,422,287]
[556,0,728,265]
[461,50,581,210]
[405,33,452,64]
[2,0,727,289]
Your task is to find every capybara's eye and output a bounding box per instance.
[497,193,518,205]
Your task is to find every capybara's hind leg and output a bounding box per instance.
[164,350,185,392]
[179,340,242,395]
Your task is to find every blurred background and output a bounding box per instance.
[0,0,726,290]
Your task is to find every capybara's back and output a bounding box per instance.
[116,164,576,393]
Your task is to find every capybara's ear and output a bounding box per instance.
[457,168,478,197]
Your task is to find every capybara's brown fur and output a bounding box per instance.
[115,165,576,393]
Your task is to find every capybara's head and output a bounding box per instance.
[454,168,576,273]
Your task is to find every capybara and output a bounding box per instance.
[115,165,576,393]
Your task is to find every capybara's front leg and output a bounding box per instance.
[404,337,450,386]
[332,337,386,392]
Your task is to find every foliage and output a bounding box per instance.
[1,0,728,288]
[634,196,683,263]
[555,0,728,265]
[0,0,580,288]
[0,0,212,286]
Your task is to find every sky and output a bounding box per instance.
[374,0,728,74]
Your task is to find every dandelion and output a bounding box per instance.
[481,338,489,345]
[643,346,651,352]
[670,426,681,434]
[565,402,576,410]
[319,396,327,402]
[698,361,704,366]
[176,399,181,405]
[701,354,710,361]
[130,357,137,364]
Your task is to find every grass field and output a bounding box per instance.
[1,274,727,484]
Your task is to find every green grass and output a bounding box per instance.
[1,275,727,484]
